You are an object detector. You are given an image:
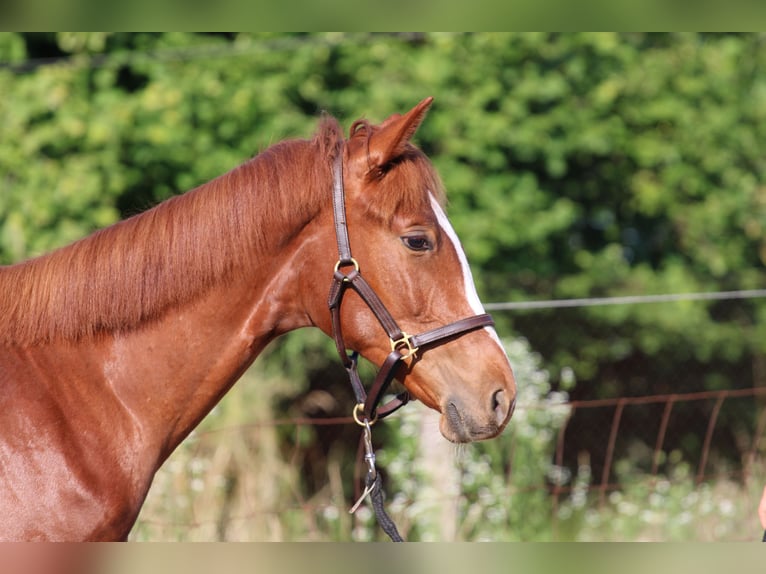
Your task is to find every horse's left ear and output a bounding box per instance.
[368,97,433,169]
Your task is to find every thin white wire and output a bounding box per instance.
[484,289,766,311]
[0,33,433,73]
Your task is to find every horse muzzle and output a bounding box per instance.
[439,388,516,443]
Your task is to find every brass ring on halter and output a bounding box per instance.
[334,258,360,274]
[352,403,378,426]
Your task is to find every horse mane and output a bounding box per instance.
[0,112,445,346]
[0,116,344,345]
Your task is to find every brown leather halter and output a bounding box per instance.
[327,148,495,541]
[327,150,496,425]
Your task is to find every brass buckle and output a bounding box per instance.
[390,333,419,362]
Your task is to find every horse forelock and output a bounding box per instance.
[0,118,345,345]
[360,148,447,226]
[345,118,446,225]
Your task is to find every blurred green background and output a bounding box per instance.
[2,33,765,540]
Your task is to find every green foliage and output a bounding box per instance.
[3,34,764,390]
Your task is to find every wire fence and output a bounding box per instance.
[1,33,429,74]
[549,387,766,507]
[484,288,766,310]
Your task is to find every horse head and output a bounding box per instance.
[316,98,516,443]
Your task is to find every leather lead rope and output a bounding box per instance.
[367,473,403,542]
[349,420,403,542]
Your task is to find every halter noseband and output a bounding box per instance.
[327,150,495,425]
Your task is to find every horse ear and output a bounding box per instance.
[367,97,433,169]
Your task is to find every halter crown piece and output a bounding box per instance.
[327,148,495,541]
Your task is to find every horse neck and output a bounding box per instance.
[10,138,335,467]
[105,141,335,460]
[106,267,308,463]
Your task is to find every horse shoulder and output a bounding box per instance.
[0,345,152,540]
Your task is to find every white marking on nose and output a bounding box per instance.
[429,195,485,315]
[429,194,511,363]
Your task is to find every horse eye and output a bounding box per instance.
[402,235,432,252]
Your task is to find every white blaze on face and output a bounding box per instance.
[429,194,509,357]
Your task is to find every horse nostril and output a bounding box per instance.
[491,389,510,425]
[446,401,462,428]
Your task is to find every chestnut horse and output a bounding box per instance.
[0,98,516,540]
